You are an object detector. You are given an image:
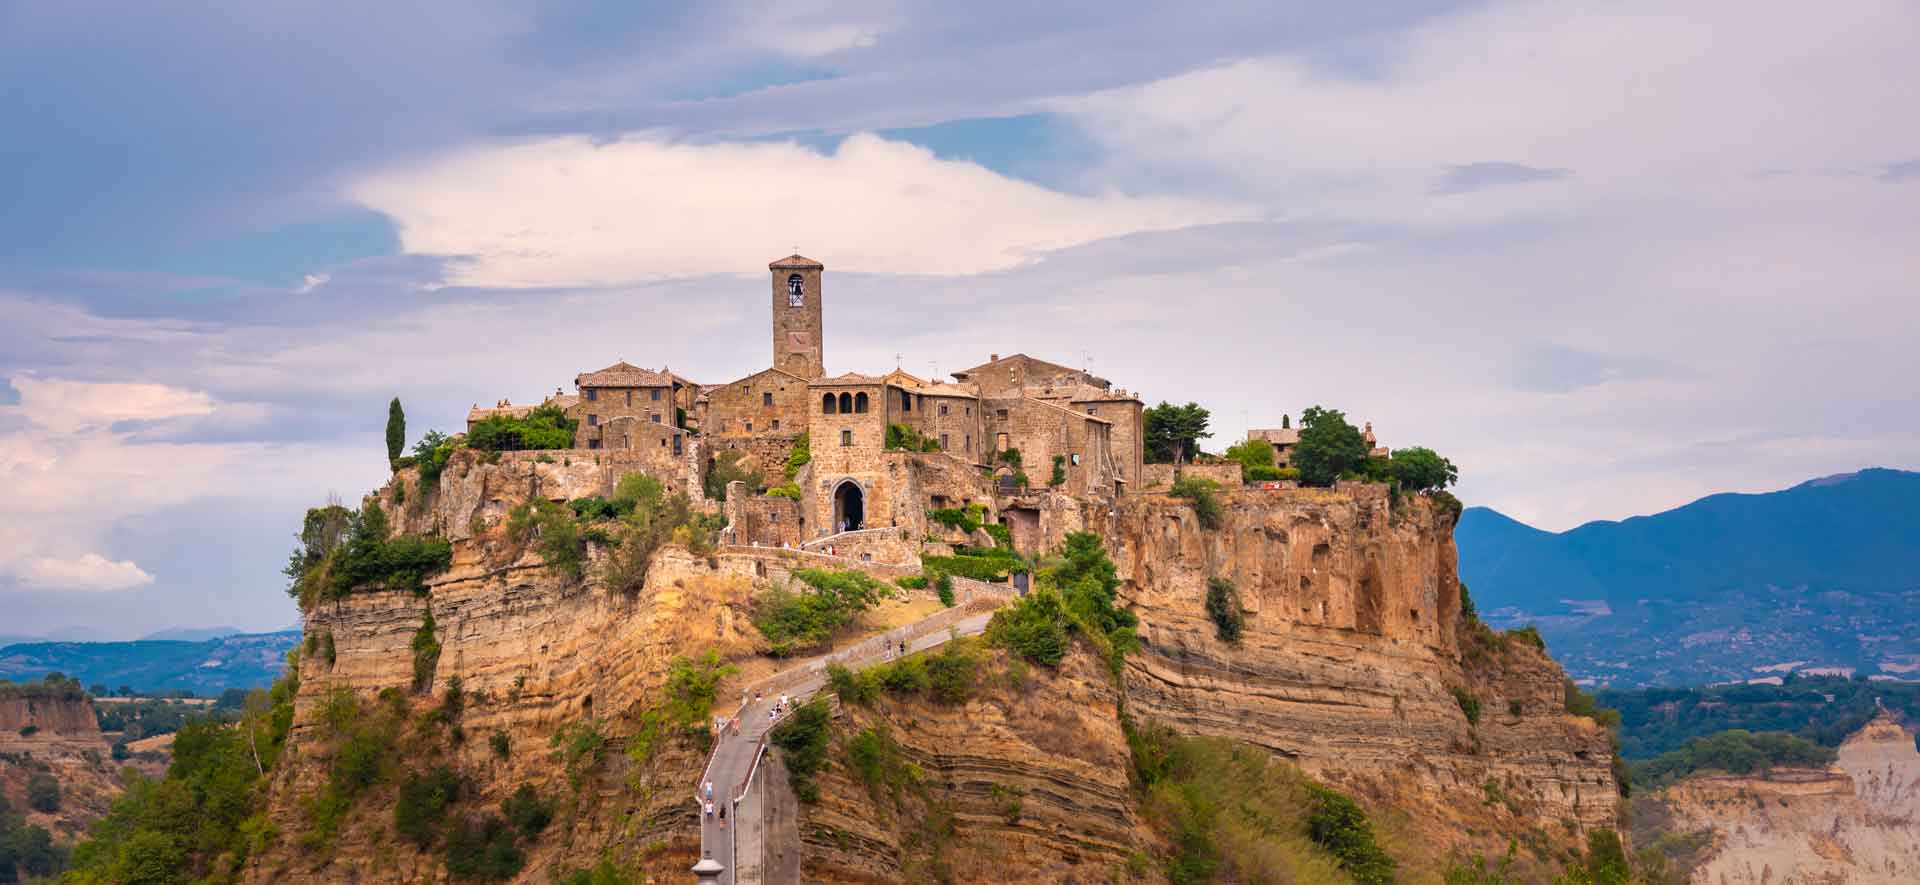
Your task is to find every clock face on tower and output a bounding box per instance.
[787,274,804,307]
[786,331,809,349]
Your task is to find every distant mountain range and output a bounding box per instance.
[0,631,300,695]
[1456,468,1920,687]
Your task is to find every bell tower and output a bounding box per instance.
[770,254,825,378]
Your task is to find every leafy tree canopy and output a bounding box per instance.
[1292,406,1369,487]
[1144,401,1212,464]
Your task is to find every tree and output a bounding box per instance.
[1387,446,1458,493]
[1292,406,1369,487]
[1144,402,1212,464]
[386,397,406,467]
[25,773,59,813]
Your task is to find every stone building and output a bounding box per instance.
[1247,419,1385,465]
[475,253,1156,556]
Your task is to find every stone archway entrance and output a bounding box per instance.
[832,481,865,533]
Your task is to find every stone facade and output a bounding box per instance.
[571,361,685,451]
[770,255,824,379]
[982,395,1117,499]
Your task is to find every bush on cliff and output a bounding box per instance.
[412,430,458,489]
[508,498,585,580]
[1127,721,1396,884]
[884,423,941,452]
[703,450,764,501]
[752,568,889,656]
[394,765,462,847]
[784,431,811,479]
[1205,577,1244,643]
[768,699,831,803]
[467,403,575,452]
[285,502,452,606]
[1168,476,1224,530]
[1632,729,1835,788]
[64,650,301,882]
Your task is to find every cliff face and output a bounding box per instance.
[1657,716,1920,883]
[0,693,100,741]
[249,456,764,882]
[1110,486,1619,852]
[797,647,1152,882]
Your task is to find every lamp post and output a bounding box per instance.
[692,855,725,884]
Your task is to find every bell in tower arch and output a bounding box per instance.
[787,273,804,307]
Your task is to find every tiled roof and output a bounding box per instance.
[576,361,672,388]
[769,254,824,269]
[917,382,978,398]
[1025,395,1111,425]
[810,372,885,386]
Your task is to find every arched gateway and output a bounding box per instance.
[832,480,865,533]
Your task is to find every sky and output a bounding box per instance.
[1,1,1915,639]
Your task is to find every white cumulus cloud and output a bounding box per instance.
[12,553,155,591]
[349,132,1256,287]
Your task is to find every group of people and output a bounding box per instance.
[703,780,727,828]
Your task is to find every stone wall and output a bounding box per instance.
[705,368,809,441]
[983,396,1117,499]
[572,383,673,448]
[806,382,906,534]
[726,487,806,548]
[801,527,917,566]
[901,391,985,462]
[383,445,707,543]
[1137,462,1241,490]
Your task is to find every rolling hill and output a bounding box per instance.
[1456,468,1920,686]
[0,631,300,695]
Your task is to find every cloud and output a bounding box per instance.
[349,132,1256,287]
[1432,162,1571,196]
[11,554,154,591]
[297,272,331,293]
[10,374,217,433]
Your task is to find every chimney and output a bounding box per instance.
[990,353,1000,362]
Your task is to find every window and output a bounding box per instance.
[588,439,601,450]
[995,409,1009,419]
[1071,453,1081,466]
[1087,406,1097,416]
[966,406,972,416]
[965,434,972,453]
[659,438,666,447]
[763,391,774,407]
[622,435,630,449]
[823,393,838,414]
[745,421,753,432]
[771,511,779,523]
[899,389,912,411]
[772,419,780,430]
[672,435,682,455]
[588,414,599,426]
[854,392,869,413]
[586,389,598,401]
[651,414,662,424]
[651,389,661,401]
[938,403,949,416]
[625,390,632,406]
[940,433,950,449]
[840,429,853,446]
[838,392,853,413]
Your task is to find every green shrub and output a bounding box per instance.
[597,480,696,594]
[935,572,955,608]
[895,575,928,590]
[1559,829,1631,885]
[1506,625,1546,651]
[847,725,918,799]
[1304,782,1397,884]
[1205,577,1243,643]
[500,784,554,838]
[1244,464,1286,482]
[411,609,442,693]
[25,771,60,812]
[986,589,1071,667]
[1049,454,1067,486]
[1452,687,1482,725]
[1387,446,1458,493]
[394,765,462,847]
[704,450,764,500]
[769,699,831,803]
[1168,476,1224,530]
[997,448,1023,468]
[884,424,940,452]
[508,498,584,580]
[983,522,1012,548]
[1292,406,1370,487]
[443,814,525,881]
[766,483,802,500]
[664,651,737,735]
[928,507,981,533]
[550,720,606,789]
[569,496,633,521]
[285,502,451,605]
[468,403,575,452]
[925,640,978,703]
[1633,729,1835,787]
[490,730,510,759]
[412,430,458,489]
[1565,680,1621,728]
[752,569,888,656]
[783,432,811,479]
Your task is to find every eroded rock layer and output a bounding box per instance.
[1111,486,1619,851]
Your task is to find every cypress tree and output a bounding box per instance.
[386,397,406,467]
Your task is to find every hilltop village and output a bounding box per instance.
[462,254,1260,558]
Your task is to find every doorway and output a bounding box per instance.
[832,481,865,533]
